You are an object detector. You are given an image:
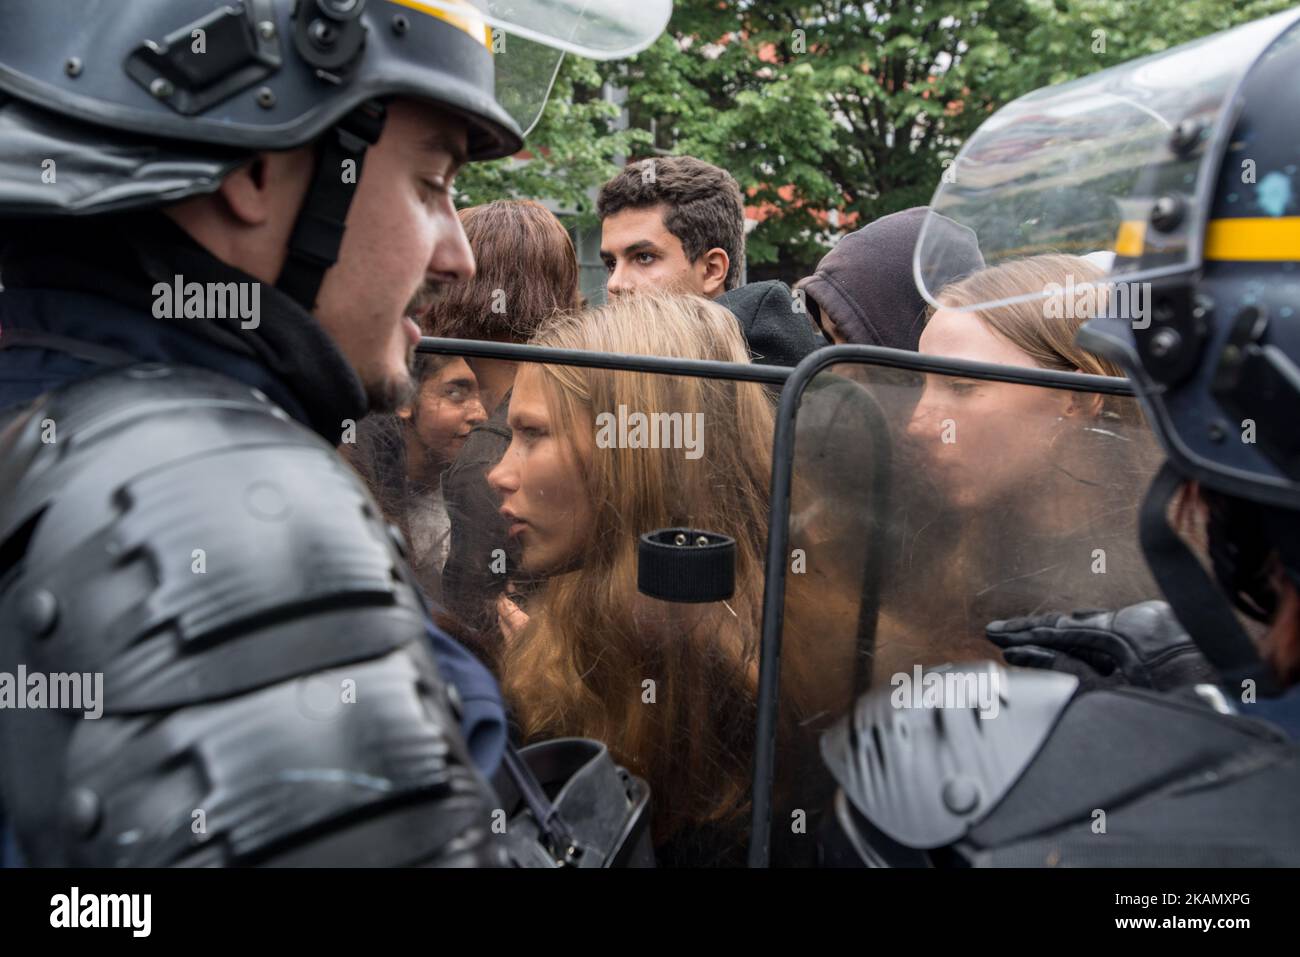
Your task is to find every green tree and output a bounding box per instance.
[459,1,1293,280]
[610,1,1021,273]
[453,54,649,224]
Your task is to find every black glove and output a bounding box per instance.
[986,600,1219,692]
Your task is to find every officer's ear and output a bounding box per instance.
[215,148,314,228]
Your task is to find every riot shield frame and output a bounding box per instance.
[415,337,1144,868]
[745,343,1140,867]
[417,335,791,385]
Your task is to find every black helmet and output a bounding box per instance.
[913,7,1300,687]
[0,0,669,305]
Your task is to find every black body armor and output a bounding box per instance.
[0,362,503,866]
[821,664,1300,867]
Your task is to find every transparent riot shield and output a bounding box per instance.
[748,346,1168,867]
[402,338,787,867]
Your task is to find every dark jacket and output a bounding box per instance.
[717,279,827,367]
[0,214,507,777]
[441,394,514,661]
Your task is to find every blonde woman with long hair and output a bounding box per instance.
[487,293,774,865]
[880,254,1164,673]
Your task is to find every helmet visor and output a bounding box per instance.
[401,0,671,136]
[914,7,1300,312]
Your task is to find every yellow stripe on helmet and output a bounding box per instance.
[1113,216,1300,262]
[1113,220,1147,259]
[1205,217,1300,261]
[388,0,493,51]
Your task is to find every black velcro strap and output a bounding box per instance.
[1139,461,1280,694]
[276,100,386,310]
[637,528,736,603]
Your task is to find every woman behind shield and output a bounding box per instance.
[883,254,1164,673]
[486,293,775,865]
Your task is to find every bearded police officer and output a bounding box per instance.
[0,0,668,866]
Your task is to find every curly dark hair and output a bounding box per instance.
[596,156,746,291]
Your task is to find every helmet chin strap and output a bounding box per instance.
[1139,461,1282,696]
[276,100,387,311]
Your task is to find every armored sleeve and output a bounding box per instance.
[0,363,503,866]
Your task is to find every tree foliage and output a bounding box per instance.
[453,55,650,220]
[457,1,1293,277]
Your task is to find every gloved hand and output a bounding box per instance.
[986,600,1219,692]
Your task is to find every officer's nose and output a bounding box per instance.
[428,208,475,286]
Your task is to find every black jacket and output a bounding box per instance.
[717,279,826,367]
[441,394,514,657]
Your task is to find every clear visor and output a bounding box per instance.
[492,34,566,137]
[767,359,1167,861]
[914,8,1300,311]
[403,0,671,137]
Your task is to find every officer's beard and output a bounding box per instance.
[368,281,440,414]
[367,372,416,417]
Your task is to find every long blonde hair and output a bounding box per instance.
[500,293,774,843]
[931,254,1124,377]
[906,254,1162,639]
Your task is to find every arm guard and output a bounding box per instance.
[821,662,1300,866]
[0,362,502,866]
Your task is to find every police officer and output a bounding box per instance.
[821,8,1300,866]
[0,0,666,866]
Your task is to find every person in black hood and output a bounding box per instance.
[795,206,985,351]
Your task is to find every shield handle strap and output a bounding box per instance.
[501,742,583,865]
[637,528,736,603]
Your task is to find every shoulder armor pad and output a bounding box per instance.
[962,684,1300,865]
[0,363,497,866]
[0,362,417,709]
[820,662,1077,849]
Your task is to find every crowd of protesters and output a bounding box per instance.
[338,152,1148,865]
[5,2,1296,877]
